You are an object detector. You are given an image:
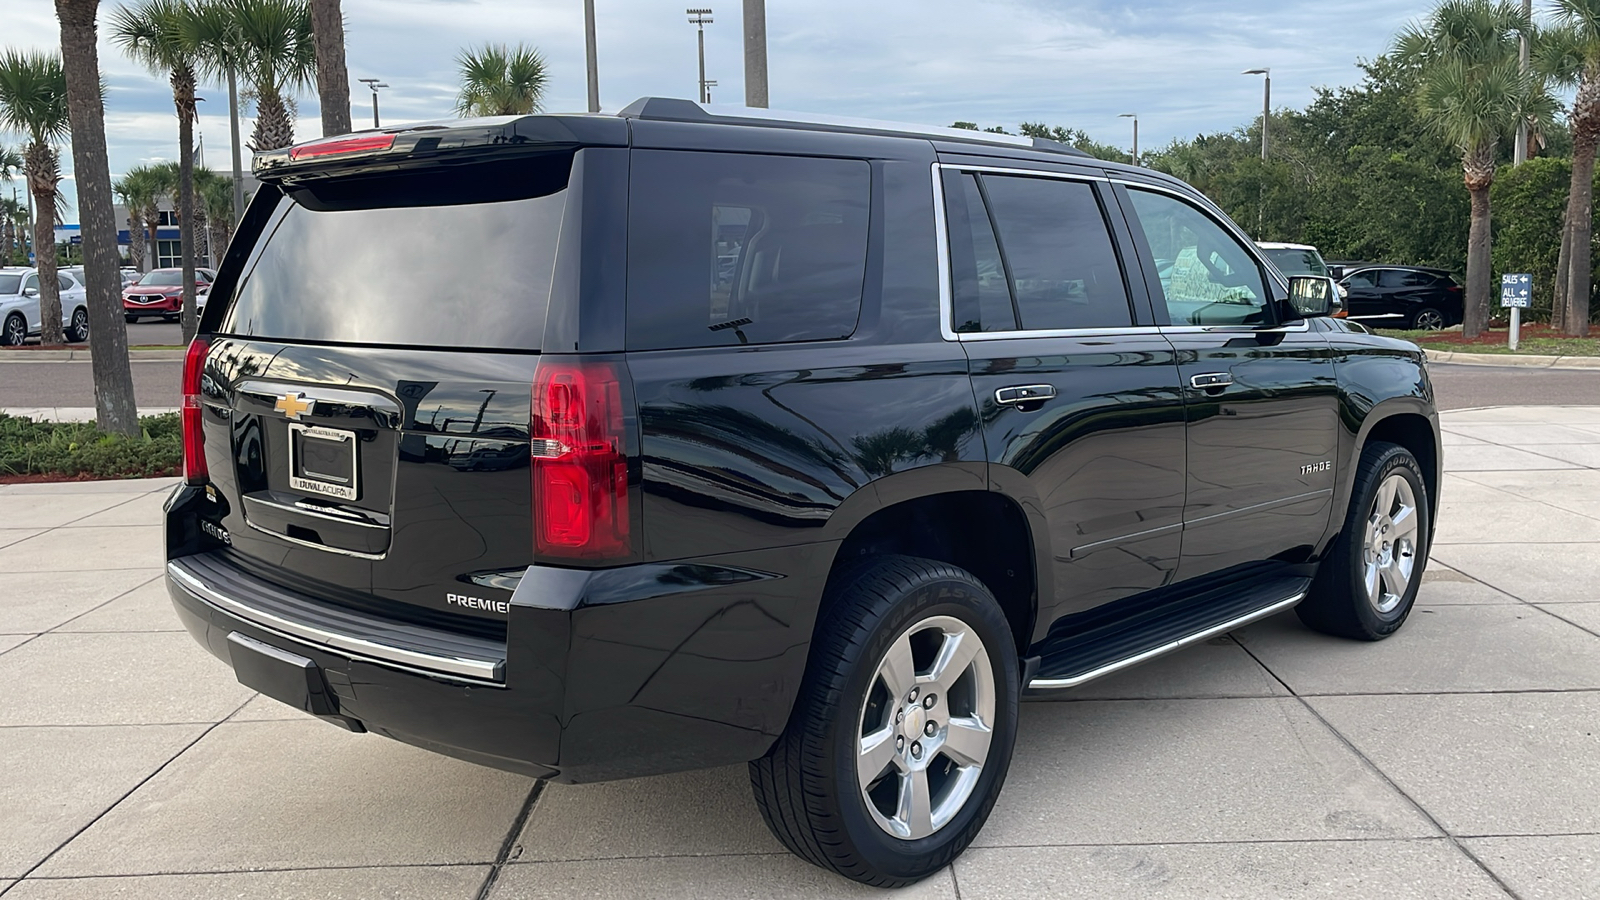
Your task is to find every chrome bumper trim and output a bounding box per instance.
[167,560,504,682]
[1026,592,1304,690]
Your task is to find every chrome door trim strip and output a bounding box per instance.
[1067,521,1183,561]
[167,560,505,683]
[1183,488,1333,530]
[1026,592,1304,690]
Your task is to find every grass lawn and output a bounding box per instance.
[1377,324,1600,356]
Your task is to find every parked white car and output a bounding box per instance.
[0,267,91,346]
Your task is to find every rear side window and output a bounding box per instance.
[627,151,870,350]
[220,160,568,350]
[978,175,1132,330]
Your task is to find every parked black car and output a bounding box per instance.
[165,100,1441,887]
[1339,265,1463,330]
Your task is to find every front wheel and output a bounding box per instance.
[1298,441,1430,640]
[750,555,1019,887]
[2,313,26,346]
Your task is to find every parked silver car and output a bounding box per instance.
[0,267,90,345]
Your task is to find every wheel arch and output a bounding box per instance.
[820,468,1048,656]
[1347,401,1441,531]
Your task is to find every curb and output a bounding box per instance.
[0,348,185,362]
[1424,349,1600,370]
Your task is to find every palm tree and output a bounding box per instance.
[308,0,351,136]
[57,0,142,435]
[1395,0,1540,340]
[0,143,26,265]
[0,50,70,345]
[112,0,207,342]
[192,166,237,264]
[1542,2,1600,337]
[0,197,22,265]
[122,162,174,272]
[455,43,548,117]
[110,173,143,270]
[215,0,317,152]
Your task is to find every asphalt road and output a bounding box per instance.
[2,352,1595,414]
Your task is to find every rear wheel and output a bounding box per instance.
[68,307,89,343]
[2,313,25,346]
[1409,308,1445,330]
[1298,441,1430,640]
[749,555,1019,887]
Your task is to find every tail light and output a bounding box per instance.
[182,338,209,484]
[531,359,633,562]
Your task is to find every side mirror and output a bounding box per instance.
[22,287,37,298]
[1328,265,1345,280]
[1286,275,1336,319]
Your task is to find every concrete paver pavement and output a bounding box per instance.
[1,407,1597,898]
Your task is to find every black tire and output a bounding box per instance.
[749,555,1020,887]
[1298,441,1430,640]
[68,307,89,343]
[1409,307,1445,330]
[2,313,25,347]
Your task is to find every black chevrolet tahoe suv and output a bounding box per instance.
[165,98,1440,886]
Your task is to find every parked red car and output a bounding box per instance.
[123,267,215,322]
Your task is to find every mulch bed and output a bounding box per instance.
[1409,324,1591,347]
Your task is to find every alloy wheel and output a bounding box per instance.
[1412,309,1444,330]
[3,315,24,346]
[1362,473,1419,615]
[856,615,995,840]
[70,308,89,343]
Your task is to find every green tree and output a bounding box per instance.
[1018,122,1133,163]
[0,50,70,345]
[1490,156,1588,320]
[0,145,22,265]
[110,172,143,270]
[111,0,207,341]
[1541,1,1600,335]
[198,0,316,152]
[308,0,350,136]
[118,163,169,272]
[1395,0,1545,339]
[455,43,548,117]
[191,165,238,263]
[58,0,142,435]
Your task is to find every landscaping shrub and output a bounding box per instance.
[0,413,182,479]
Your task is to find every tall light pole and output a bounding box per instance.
[743,0,768,108]
[359,78,387,128]
[1515,0,1531,165]
[584,0,601,113]
[1243,68,1270,160]
[1118,113,1139,166]
[687,9,713,103]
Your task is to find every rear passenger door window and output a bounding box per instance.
[946,173,1133,332]
[1124,189,1274,327]
[627,151,870,350]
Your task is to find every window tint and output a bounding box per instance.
[977,175,1131,330]
[221,167,567,350]
[23,274,37,292]
[1262,247,1326,277]
[0,275,19,294]
[627,151,869,350]
[944,171,1016,333]
[1125,189,1272,326]
[1399,271,1434,287]
[58,273,76,290]
[1377,269,1410,288]
[1345,271,1377,288]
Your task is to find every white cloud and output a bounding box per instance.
[0,0,1463,222]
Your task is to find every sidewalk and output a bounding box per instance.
[1,407,1598,898]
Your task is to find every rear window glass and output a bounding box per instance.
[626,150,870,350]
[1263,248,1326,277]
[220,163,567,350]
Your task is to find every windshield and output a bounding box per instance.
[138,270,184,286]
[1262,248,1327,277]
[0,274,20,294]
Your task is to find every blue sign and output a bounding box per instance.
[68,235,82,245]
[1500,273,1532,309]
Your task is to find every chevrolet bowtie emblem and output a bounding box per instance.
[275,391,314,420]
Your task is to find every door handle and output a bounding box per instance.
[995,384,1057,406]
[1189,372,1234,390]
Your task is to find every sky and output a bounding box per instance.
[4,0,1453,223]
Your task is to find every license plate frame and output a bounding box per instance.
[288,423,359,501]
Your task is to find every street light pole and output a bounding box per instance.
[688,9,713,104]
[743,0,768,108]
[1243,68,1270,160]
[1118,113,1139,166]
[584,0,601,113]
[359,78,387,128]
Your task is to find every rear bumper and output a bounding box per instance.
[165,540,830,783]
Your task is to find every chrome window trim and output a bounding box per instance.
[168,559,505,683]
[932,162,1301,342]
